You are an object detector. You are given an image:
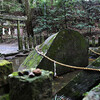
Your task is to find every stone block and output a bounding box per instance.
[0,60,13,95]
[19,29,88,75]
[57,57,100,100]
[9,69,53,100]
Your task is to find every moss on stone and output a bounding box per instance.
[19,29,88,75]
[0,94,9,100]
[9,69,53,100]
[19,33,57,71]
[38,29,88,75]
[9,69,53,83]
[0,60,13,88]
[0,60,12,67]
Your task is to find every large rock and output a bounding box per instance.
[19,29,88,75]
[9,69,53,100]
[57,56,100,100]
[0,60,13,95]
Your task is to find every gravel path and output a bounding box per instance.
[0,43,18,54]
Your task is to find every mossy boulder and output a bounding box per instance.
[19,29,88,75]
[9,69,53,100]
[57,56,100,100]
[0,60,13,95]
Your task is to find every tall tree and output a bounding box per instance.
[24,0,34,37]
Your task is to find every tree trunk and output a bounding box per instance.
[24,0,34,37]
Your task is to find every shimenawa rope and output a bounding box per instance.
[35,47,100,72]
[89,48,100,55]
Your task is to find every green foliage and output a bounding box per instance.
[32,0,100,34]
[1,0,100,35]
[0,1,24,13]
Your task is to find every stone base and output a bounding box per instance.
[9,69,53,100]
[0,60,13,95]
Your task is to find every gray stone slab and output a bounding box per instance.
[57,57,100,100]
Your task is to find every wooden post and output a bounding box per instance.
[11,27,14,38]
[0,23,3,43]
[36,35,38,45]
[39,33,42,44]
[34,35,37,47]
[17,20,21,50]
[42,35,45,43]
[98,36,100,46]
[86,36,89,47]
[28,36,32,49]
[92,35,95,47]
[20,37,23,51]
[23,36,28,50]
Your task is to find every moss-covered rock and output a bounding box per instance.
[19,33,57,71]
[0,94,9,100]
[9,69,53,100]
[57,56,100,100]
[0,60,13,95]
[19,29,88,75]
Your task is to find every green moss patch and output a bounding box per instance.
[9,69,53,83]
[0,94,9,100]
[0,60,12,67]
[19,33,57,71]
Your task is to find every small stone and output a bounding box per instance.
[23,71,29,75]
[29,72,35,78]
[33,68,41,76]
[18,72,23,76]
